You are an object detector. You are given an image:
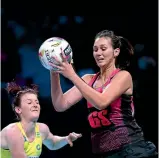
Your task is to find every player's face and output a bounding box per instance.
[16,93,40,122]
[93,37,118,68]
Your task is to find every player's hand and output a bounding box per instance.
[65,132,82,147]
[49,49,76,79]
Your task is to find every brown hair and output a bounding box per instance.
[95,30,134,69]
[6,81,39,120]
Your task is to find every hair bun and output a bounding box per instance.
[22,84,39,92]
[30,84,38,92]
[6,82,22,97]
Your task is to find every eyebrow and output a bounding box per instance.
[93,44,107,47]
[25,99,38,101]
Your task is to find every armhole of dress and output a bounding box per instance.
[16,122,27,137]
[88,72,100,87]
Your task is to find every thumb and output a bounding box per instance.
[67,138,73,147]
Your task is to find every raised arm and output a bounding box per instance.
[50,71,92,112]
[6,127,27,158]
[39,123,82,150]
[69,70,132,110]
[50,57,132,110]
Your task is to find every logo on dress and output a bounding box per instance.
[36,132,40,137]
[23,136,27,142]
[36,144,41,150]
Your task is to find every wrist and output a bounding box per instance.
[69,73,78,81]
[64,136,68,144]
[50,70,59,76]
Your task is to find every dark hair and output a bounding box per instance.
[6,82,39,120]
[95,30,134,69]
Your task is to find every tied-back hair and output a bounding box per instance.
[95,30,134,70]
[6,81,39,120]
[6,82,38,97]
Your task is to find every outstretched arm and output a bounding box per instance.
[39,123,82,150]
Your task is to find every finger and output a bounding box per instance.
[70,133,80,141]
[49,62,62,70]
[72,132,82,138]
[60,48,67,62]
[67,139,73,147]
[54,70,63,74]
[71,133,78,140]
[70,59,74,64]
[77,133,82,137]
[51,56,61,65]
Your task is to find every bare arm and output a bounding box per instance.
[69,71,132,110]
[50,71,92,112]
[39,123,82,150]
[6,127,27,158]
[50,54,132,110]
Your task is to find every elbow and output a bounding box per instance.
[97,105,105,110]
[51,101,64,112]
[50,147,58,150]
[93,95,110,110]
[97,100,109,110]
[53,104,67,112]
[48,147,55,150]
[51,98,67,112]
[47,146,57,150]
[54,107,66,112]
[98,106,107,110]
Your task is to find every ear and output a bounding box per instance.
[15,106,22,114]
[114,48,120,57]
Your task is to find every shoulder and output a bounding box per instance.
[3,123,23,142]
[6,123,21,134]
[37,123,49,131]
[113,70,132,82]
[81,74,96,84]
[37,123,50,139]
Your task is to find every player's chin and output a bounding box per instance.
[31,113,40,121]
[31,117,39,122]
[96,62,106,68]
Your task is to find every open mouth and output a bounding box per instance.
[97,59,104,62]
[31,110,38,112]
